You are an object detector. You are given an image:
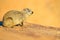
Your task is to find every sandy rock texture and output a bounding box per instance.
[0,22,60,40]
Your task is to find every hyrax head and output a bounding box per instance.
[22,8,33,16]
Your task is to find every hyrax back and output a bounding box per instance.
[3,8,33,28]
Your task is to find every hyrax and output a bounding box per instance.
[3,8,33,28]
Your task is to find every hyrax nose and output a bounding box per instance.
[32,11,33,14]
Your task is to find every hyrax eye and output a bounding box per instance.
[27,9,30,12]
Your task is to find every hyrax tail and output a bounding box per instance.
[3,17,14,28]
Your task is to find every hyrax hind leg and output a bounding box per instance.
[3,17,14,28]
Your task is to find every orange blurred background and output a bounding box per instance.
[0,0,60,27]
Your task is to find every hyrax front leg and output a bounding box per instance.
[3,17,14,28]
[15,21,23,27]
[20,21,23,26]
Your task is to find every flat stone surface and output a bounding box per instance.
[0,22,60,40]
